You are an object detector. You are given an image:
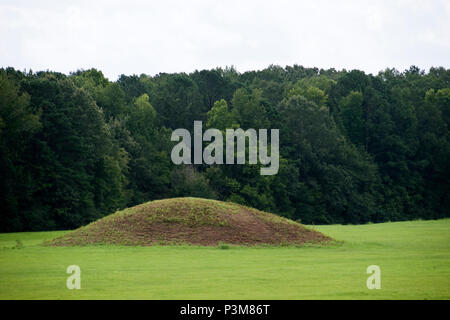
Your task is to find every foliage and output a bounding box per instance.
[0,64,449,230]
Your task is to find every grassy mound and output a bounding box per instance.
[47,197,331,246]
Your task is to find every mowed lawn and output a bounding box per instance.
[0,219,449,299]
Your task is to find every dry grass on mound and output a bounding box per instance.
[47,197,332,246]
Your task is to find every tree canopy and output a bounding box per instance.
[0,64,449,231]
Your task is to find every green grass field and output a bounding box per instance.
[0,219,449,299]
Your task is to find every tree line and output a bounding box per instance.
[0,65,449,231]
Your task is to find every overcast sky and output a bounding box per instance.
[1,0,449,80]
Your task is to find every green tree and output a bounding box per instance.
[339,91,365,146]
[21,73,128,229]
[206,99,234,130]
[231,88,269,129]
[0,71,41,231]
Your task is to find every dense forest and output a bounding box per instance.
[0,65,449,231]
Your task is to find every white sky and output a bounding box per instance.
[1,0,449,80]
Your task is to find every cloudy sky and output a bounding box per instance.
[1,0,449,80]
